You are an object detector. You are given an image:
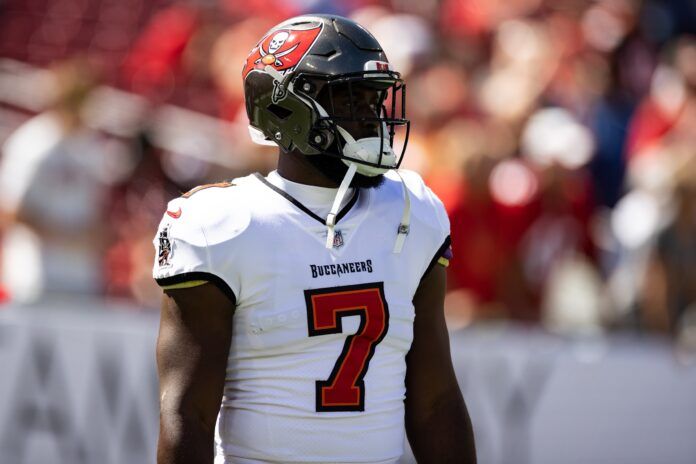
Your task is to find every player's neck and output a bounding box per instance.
[277,150,340,188]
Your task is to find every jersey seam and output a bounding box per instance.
[199,221,213,280]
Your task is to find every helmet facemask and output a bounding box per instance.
[296,70,410,177]
[287,70,413,251]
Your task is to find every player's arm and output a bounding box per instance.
[405,263,476,463]
[156,282,235,464]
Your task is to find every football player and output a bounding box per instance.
[154,14,476,464]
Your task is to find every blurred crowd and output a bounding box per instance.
[0,0,694,344]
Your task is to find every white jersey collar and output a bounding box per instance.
[266,170,355,218]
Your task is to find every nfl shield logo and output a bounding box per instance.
[333,230,344,249]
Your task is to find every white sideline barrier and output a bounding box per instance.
[446,328,696,464]
[0,301,159,464]
[0,302,695,464]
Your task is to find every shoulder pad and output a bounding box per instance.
[162,178,251,245]
[384,169,449,234]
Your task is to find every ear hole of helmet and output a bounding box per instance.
[267,104,293,120]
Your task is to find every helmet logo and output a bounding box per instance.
[268,31,289,55]
[259,31,296,67]
[272,81,287,103]
[242,23,323,80]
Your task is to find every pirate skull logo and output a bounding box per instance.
[268,31,289,54]
[256,30,299,67]
[242,23,323,81]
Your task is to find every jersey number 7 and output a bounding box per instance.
[304,282,390,412]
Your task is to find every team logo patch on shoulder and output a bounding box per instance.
[158,225,174,268]
[242,22,323,81]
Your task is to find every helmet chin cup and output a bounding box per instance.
[336,126,396,176]
[248,125,279,146]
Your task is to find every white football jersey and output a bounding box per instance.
[153,170,451,464]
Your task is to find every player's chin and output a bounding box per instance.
[308,154,385,189]
[351,172,385,189]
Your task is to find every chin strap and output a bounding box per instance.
[325,127,411,253]
[326,163,357,249]
[393,170,411,254]
[323,163,411,254]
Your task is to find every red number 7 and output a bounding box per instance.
[304,282,390,412]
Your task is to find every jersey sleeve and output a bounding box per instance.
[152,197,237,303]
[421,187,452,277]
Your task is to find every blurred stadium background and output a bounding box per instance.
[0,0,695,463]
